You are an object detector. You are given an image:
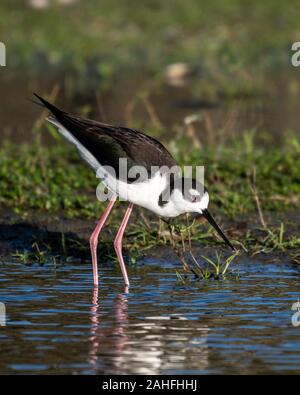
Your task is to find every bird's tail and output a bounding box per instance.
[32,93,64,119]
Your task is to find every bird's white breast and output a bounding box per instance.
[104,170,181,217]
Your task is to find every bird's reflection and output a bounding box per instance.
[87,284,211,374]
[88,287,100,368]
[88,286,129,372]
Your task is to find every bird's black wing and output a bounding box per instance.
[34,94,177,182]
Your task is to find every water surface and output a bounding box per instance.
[0,256,299,374]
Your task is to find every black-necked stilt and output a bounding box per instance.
[33,93,234,288]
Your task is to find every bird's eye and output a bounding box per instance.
[190,194,200,203]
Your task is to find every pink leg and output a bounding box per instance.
[90,196,117,286]
[114,203,134,287]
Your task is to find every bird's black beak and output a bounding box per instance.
[197,209,235,251]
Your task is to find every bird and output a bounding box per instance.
[33,93,235,288]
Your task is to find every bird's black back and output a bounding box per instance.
[34,93,177,182]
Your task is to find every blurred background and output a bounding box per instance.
[1,0,300,144]
[0,0,300,218]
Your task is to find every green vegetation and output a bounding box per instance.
[176,251,239,283]
[1,0,298,95]
[2,129,300,269]
[1,130,299,218]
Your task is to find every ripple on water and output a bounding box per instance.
[0,257,299,374]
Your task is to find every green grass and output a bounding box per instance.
[1,130,299,219]
[252,223,300,254]
[1,121,300,265]
[13,242,47,265]
[1,0,299,95]
[1,127,300,266]
[200,251,238,278]
[175,251,239,283]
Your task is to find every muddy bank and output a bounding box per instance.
[0,205,299,265]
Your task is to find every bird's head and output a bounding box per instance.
[169,177,209,213]
[170,177,235,250]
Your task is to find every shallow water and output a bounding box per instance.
[0,256,299,374]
